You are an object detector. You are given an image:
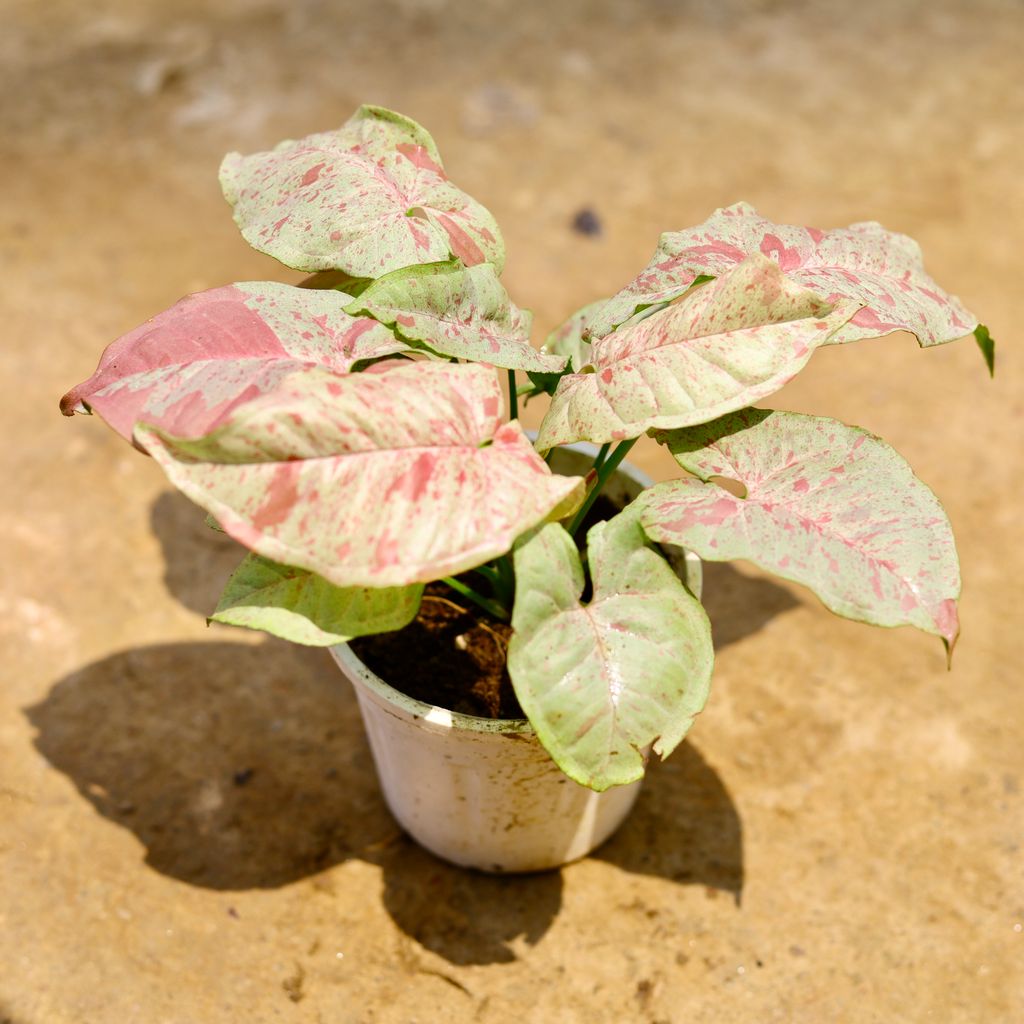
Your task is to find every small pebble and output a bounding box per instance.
[571,207,602,237]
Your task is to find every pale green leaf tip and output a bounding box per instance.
[217,152,242,205]
[973,324,995,378]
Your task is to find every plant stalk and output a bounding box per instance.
[441,576,510,621]
[494,553,516,607]
[507,369,518,421]
[567,438,638,538]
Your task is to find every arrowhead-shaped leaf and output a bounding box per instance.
[212,552,422,645]
[587,202,980,347]
[136,361,585,588]
[508,515,713,791]
[636,408,961,649]
[59,281,405,441]
[346,261,566,373]
[220,108,504,278]
[535,256,860,450]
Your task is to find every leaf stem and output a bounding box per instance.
[441,576,510,621]
[471,564,502,587]
[591,442,611,472]
[568,438,638,538]
[507,369,518,420]
[494,553,516,607]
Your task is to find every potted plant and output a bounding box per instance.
[61,105,993,873]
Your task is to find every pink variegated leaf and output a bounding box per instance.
[335,105,444,165]
[135,362,585,588]
[636,408,961,650]
[535,256,860,450]
[220,110,504,278]
[587,202,981,347]
[347,261,566,373]
[60,282,405,442]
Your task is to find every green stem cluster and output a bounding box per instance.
[567,438,637,538]
[441,575,509,621]
[443,438,638,620]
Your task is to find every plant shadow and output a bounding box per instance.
[699,560,800,651]
[593,744,743,902]
[150,491,247,617]
[26,491,796,965]
[27,637,742,965]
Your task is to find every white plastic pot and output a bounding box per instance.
[330,443,702,873]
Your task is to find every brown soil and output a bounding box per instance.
[351,582,518,719]
[350,494,621,720]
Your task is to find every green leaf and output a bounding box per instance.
[637,408,961,650]
[523,369,564,399]
[508,515,713,791]
[346,261,565,373]
[974,323,995,377]
[204,513,226,533]
[212,552,422,645]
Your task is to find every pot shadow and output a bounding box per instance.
[373,740,743,965]
[25,491,792,965]
[27,640,388,890]
[593,744,743,902]
[27,637,565,965]
[27,639,739,965]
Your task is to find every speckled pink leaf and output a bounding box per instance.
[347,261,565,373]
[636,408,961,649]
[333,105,445,165]
[508,514,713,791]
[220,110,504,278]
[587,202,979,346]
[135,362,585,588]
[59,282,405,441]
[535,256,860,450]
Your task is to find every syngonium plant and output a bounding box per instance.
[61,105,994,792]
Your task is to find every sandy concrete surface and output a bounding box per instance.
[2,1,1021,1020]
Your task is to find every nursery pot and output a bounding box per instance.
[329,443,702,873]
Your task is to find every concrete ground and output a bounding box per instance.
[2,0,1021,1020]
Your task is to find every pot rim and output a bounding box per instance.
[332,641,534,734]
[333,439,664,734]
